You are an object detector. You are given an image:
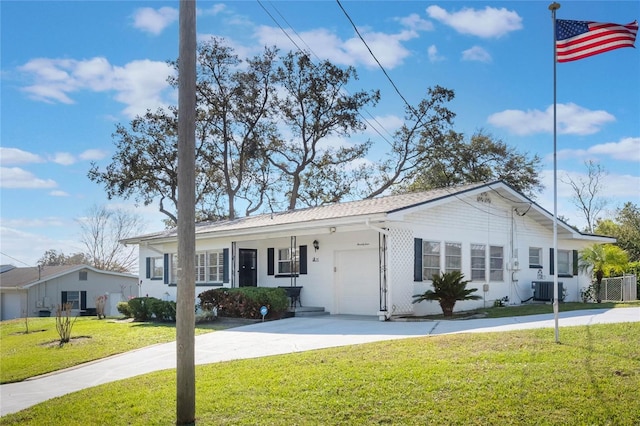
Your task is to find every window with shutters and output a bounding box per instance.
[168,250,225,284]
[422,241,440,280]
[278,247,299,275]
[558,249,571,276]
[65,291,81,310]
[150,257,163,280]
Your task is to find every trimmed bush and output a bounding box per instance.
[198,287,288,320]
[117,301,132,318]
[127,297,156,321]
[149,299,176,322]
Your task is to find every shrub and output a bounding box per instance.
[149,299,176,322]
[127,297,157,321]
[198,287,288,320]
[413,271,481,317]
[117,302,132,318]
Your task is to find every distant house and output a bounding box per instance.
[122,181,614,319]
[0,264,139,320]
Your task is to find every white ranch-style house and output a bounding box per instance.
[124,181,614,319]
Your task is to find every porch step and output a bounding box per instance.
[289,306,329,317]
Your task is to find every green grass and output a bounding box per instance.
[0,317,229,384]
[460,300,640,318]
[1,322,639,425]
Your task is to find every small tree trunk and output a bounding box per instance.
[440,300,455,317]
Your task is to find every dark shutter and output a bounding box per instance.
[163,254,169,284]
[223,248,229,283]
[145,257,151,279]
[572,250,579,276]
[61,291,68,304]
[414,238,423,282]
[299,245,308,275]
[80,291,87,310]
[549,248,554,276]
[267,248,274,276]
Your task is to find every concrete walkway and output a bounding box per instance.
[1,307,639,417]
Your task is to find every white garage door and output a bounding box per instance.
[1,293,22,321]
[335,249,380,315]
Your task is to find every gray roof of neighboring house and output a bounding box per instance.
[0,265,137,290]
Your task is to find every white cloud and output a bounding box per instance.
[50,190,70,197]
[0,147,44,166]
[18,57,174,118]
[199,4,226,17]
[427,45,445,62]
[0,167,57,189]
[589,137,640,162]
[556,137,640,163]
[51,152,76,166]
[253,26,416,69]
[395,13,434,31]
[461,46,491,62]
[132,7,178,35]
[0,225,83,267]
[79,149,108,161]
[487,103,615,136]
[426,5,523,38]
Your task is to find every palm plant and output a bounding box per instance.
[412,271,481,317]
[578,244,628,303]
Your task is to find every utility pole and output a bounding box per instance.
[176,0,196,423]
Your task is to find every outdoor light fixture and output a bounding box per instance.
[313,240,319,251]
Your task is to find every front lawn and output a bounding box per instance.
[1,322,638,425]
[0,317,227,384]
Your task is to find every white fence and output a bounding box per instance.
[598,275,637,301]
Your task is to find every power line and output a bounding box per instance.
[0,251,33,267]
[256,0,396,146]
[335,0,422,124]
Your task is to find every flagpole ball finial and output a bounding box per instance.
[549,2,561,11]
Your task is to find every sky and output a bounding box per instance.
[1,0,639,268]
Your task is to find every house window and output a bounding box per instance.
[489,246,504,281]
[171,254,178,284]
[61,290,86,310]
[79,271,88,281]
[207,251,224,282]
[195,253,207,282]
[150,256,163,280]
[278,248,299,275]
[529,247,542,268]
[422,241,440,280]
[188,251,226,284]
[558,249,571,276]
[470,244,486,281]
[445,242,461,273]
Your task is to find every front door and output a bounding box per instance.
[238,249,257,287]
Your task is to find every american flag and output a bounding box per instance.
[556,19,638,63]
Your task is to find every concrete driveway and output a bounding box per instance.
[1,307,639,417]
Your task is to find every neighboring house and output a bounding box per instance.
[0,264,139,320]
[123,181,614,319]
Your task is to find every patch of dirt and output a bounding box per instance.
[40,336,92,348]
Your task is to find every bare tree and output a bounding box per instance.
[77,205,146,273]
[562,160,608,233]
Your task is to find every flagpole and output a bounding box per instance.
[549,2,561,344]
